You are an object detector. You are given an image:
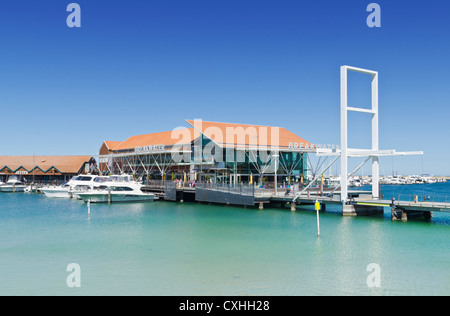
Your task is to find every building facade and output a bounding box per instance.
[0,156,96,184]
[98,120,314,186]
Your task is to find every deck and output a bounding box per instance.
[141,181,449,220]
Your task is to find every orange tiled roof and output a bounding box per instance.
[0,156,93,174]
[186,120,311,150]
[103,141,122,151]
[111,128,200,152]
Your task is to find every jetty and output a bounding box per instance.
[142,180,450,220]
[140,65,449,221]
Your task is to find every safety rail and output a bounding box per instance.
[144,180,340,200]
[397,194,450,209]
[195,182,255,196]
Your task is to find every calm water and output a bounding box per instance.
[0,183,449,296]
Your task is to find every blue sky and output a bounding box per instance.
[0,1,449,175]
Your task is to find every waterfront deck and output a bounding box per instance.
[141,181,449,220]
[355,198,450,220]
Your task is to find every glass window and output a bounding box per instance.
[74,185,90,190]
[111,186,133,192]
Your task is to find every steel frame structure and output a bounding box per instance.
[341,65,380,202]
[313,65,423,204]
[97,146,309,185]
[97,149,195,180]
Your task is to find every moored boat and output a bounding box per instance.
[41,174,100,198]
[78,179,155,203]
[0,176,26,193]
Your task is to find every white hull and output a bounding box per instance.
[41,175,102,199]
[24,186,37,193]
[42,189,71,198]
[78,192,155,203]
[42,188,89,199]
[0,186,26,193]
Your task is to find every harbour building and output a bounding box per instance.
[0,155,96,184]
[98,120,314,186]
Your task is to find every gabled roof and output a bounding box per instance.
[186,120,311,150]
[111,128,200,152]
[103,141,122,151]
[0,156,93,174]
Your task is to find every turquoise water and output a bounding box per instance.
[0,183,449,296]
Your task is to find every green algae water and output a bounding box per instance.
[0,183,449,296]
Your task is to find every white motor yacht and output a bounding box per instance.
[0,176,27,193]
[41,174,100,198]
[78,175,155,203]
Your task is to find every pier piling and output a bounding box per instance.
[401,211,408,221]
[291,203,296,212]
[342,204,383,216]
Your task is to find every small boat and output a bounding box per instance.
[0,176,27,193]
[24,184,37,193]
[78,179,155,203]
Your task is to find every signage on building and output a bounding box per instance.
[135,144,165,153]
[288,142,340,150]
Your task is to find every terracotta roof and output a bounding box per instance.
[111,128,200,152]
[186,120,312,150]
[0,156,93,174]
[103,141,122,151]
